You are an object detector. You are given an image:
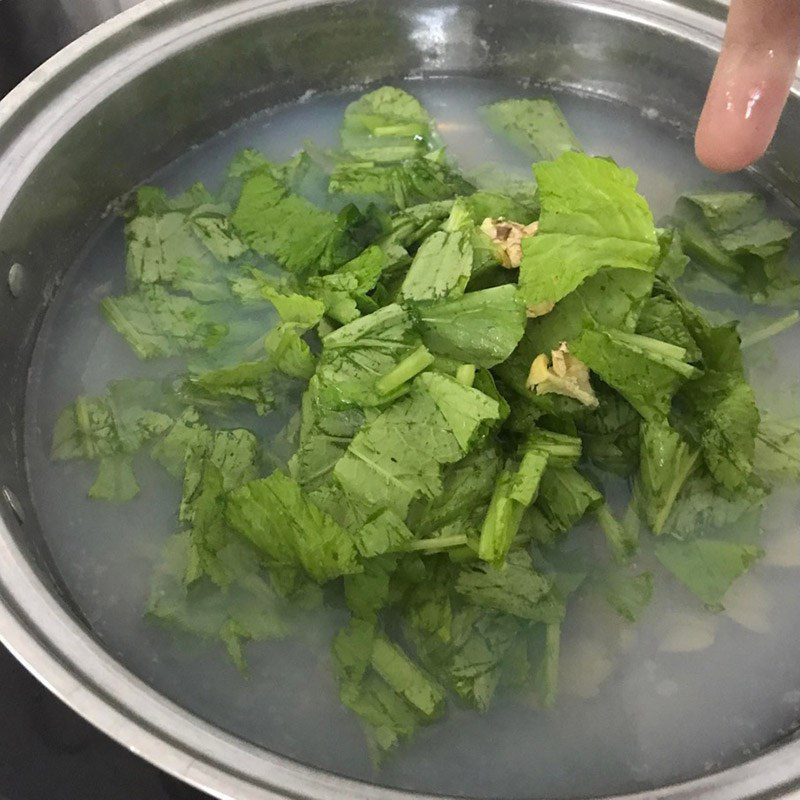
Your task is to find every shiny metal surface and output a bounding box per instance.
[0,2,799,798]
[0,0,142,94]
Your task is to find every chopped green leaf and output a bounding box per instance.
[52,380,173,461]
[150,408,210,478]
[333,381,464,519]
[457,550,561,622]
[602,570,653,622]
[88,455,140,502]
[655,537,763,610]
[148,533,291,670]
[533,467,602,538]
[410,284,526,368]
[518,152,658,308]
[316,303,423,407]
[416,372,501,452]
[482,98,582,160]
[674,192,798,303]
[102,286,227,359]
[636,295,701,362]
[656,228,689,281]
[340,87,437,162]
[232,166,364,274]
[478,443,549,565]
[635,420,699,535]
[530,622,561,708]
[329,155,475,209]
[571,328,694,422]
[400,199,475,301]
[227,470,362,583]
[755,415,800,479]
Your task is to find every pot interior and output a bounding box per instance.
[2,2,800,799]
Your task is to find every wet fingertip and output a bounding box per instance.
[694,133,763,174]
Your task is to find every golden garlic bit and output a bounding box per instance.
[526,342,599,408]
[479,218,539,269]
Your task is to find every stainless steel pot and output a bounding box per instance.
[1,1,799,798]
[0,0,143,94]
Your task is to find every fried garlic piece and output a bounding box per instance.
[526,342,598,408]
[480,218,539,269]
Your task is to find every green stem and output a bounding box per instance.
[609,331,698,379]
[537,442,582,460]
[595,503,636,564]
[455,364,476,387]
[376,345,435,396]
[741,311,800,349]
[373,123,427,138]
[610,330,688,362]
[651,446,700,535]
[644,351,699,379]
[74,396,95,459]
[408,534,468,552]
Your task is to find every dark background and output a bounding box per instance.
[1,1,209,797]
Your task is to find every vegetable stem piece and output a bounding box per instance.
[595,503,637,563]
[741,311,800,349]
[609,330,688,362]
[607,330,699,379]
[407,534,469,552]
[455,364,476,387]
[375,345,435,396]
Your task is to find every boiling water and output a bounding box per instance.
[24,77,800,798]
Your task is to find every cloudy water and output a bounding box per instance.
[24,76,800,798]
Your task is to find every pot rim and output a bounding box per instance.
[1,2,798,799]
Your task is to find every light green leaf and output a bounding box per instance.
[519,152,658,308]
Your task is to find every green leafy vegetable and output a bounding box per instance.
[88,455,140,502]
[150,408,210,477]
[571,328,695,421]
[288,376,367,490]
[478,443,549,565]
[518,152,659,308]
[306,245,388,324]
[332,380,467,519]
[102,286,228,359]
[52,379,173,461]
[329,156,475,208]
[180,429,259,586]
[602,570,653,622]
[530,622,561,707]
[416,372,501,452]
[410,285,526,368]
[400,199,475,301]
[674,192,798,303]
[456,550,559,622]
[635,421,699,534]
[316,304,423,407]
[655,537,763,610]
[50,88,794,764]
[232,165,365,274]
[636,295,701,362]
[332,617,444,762]
[148,533,291,670]
[227,470,362,584]
[660,473,764,540]
[482,98,582,160]
[755,415,800,479]
[339,87,437,162]
[533,467,602,540]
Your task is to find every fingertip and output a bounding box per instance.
[694,0,800,174]
[694,120,769,173]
